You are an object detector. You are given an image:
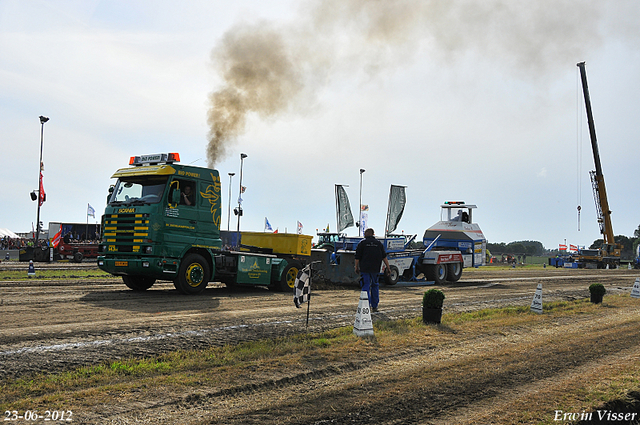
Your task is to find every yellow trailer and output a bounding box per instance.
[239,231,312,257]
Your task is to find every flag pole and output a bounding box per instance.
[384,185,392,237]
[334,184,339,233]
[306,265,311,329]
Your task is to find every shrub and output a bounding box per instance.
[589,283,606,297]
[589,283,606,304]
[423,289,445,309]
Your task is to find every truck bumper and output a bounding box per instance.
[97,256,179,280]
[421,251,464,265]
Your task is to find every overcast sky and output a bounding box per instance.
[1,0,639,250]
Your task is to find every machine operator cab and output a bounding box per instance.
[423,201,486,268]
[441,201,475,224]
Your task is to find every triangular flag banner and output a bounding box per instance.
[353,290,374,337]
[631,278,640,299]
[530,283,543,314]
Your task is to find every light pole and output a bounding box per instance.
[227,172,235,231]
[35,116,49,246]
[359,168,365,236]
[236,153,247,234]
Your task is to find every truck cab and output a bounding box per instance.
[98,153,311,294]
[98,153,223,293]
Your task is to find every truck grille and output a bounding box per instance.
[102,213,149,254]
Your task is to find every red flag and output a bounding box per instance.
[51,225,62,248]
[570,244,578,252]
[559,244,567,251]
[39,169,46,206]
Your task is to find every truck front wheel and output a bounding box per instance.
[123,275,156,291]
[446,262,463,282]
[174,253,210,294]
[425,263,447,284]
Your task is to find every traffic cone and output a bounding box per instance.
[631,278,640,299]
[530,283,543,314]
[353,290,374,337]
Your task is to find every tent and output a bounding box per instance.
[0,228,20,238]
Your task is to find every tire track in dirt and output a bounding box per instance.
[0,269,636,382]
[89,299,640,425]
[199,308,640,425]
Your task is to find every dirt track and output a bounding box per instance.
[1,264,640,424]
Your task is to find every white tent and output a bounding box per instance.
[0,228,20,238]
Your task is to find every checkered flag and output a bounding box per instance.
[293,265,312,308]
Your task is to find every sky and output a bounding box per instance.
[1,0,639,250]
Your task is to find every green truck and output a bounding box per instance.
[97,153,311,294]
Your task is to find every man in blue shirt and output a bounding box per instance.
[354,228,390,312]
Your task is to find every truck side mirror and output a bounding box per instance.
[167,180,180,208]
[171,188,181,205]
[107,186,114,204]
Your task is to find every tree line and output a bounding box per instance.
[486,240,544,256]
[588,225,640,260]
[487,225,640,260]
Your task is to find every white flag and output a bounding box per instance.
[87,203,95,218]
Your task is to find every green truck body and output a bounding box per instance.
[97,153,308,294]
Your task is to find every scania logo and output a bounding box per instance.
[118,208,135,213]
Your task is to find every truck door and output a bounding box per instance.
[197,177,222,246]
[164,178,199,253]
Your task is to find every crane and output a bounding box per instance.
[576,61,621,268]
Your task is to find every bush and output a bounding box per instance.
[589,283,606,297]
[589,283,606,304]
[423,289,445,309]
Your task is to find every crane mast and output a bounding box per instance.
[576,61,620,267]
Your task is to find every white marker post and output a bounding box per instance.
[631,278,640,299]
[353,290,374,337]
[530,283,543,314]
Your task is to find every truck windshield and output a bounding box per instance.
[109,177,168,205]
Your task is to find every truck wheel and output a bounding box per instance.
[277,260,302,292]
[384,265,399,285]
[73,252,83,263]
[174,253,210,294]
[446,262,463,282]
[425,264,447,284]
[123,275,156,291]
